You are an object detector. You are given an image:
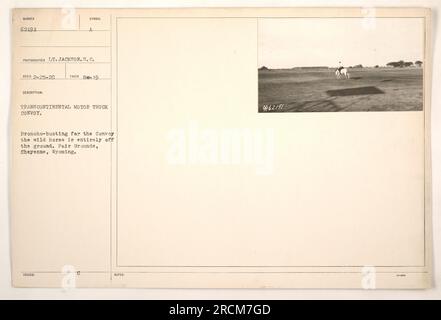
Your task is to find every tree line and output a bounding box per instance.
[386,60,423,68]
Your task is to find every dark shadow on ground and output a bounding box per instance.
[349,77,362,80]
[326,86,384,97]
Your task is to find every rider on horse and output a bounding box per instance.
[337,61,344,73]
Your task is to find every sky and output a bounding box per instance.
[258,18,424,68]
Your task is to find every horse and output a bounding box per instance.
[335,68,350,79]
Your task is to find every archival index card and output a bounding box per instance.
[10,7,432,288]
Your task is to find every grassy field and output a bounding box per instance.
[258,68,423,112]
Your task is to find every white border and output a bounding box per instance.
[1,0,440,299]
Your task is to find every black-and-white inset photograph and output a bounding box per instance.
[258,18,424,112]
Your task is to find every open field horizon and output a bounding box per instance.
[259,66,423,71]
[258,68,423,112]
